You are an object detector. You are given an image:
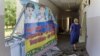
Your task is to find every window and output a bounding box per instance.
[5,0,16,38]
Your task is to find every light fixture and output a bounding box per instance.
[31,0,39,3]
[65,9,71,12]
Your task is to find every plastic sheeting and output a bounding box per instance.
[24,1,57,56]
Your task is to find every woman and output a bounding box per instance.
[70,18,81,51]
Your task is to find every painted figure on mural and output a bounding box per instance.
[25,2,37,23]
[37,5,46,22]
[24,3,38,39]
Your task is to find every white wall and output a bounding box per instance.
[0,0,4,15]
[87,0,100,18]
[86,0,100,56]
[0,0,11,56]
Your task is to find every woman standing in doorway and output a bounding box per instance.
[70,18,81,51]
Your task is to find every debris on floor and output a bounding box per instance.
[42,46,63,56]
[68,54,77,56]
[41,45,88,56]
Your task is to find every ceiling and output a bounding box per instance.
[49,0,83,11]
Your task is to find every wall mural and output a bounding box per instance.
[24,1,57,56]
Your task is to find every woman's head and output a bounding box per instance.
[74,18,79,23]
[25,3,35,17]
